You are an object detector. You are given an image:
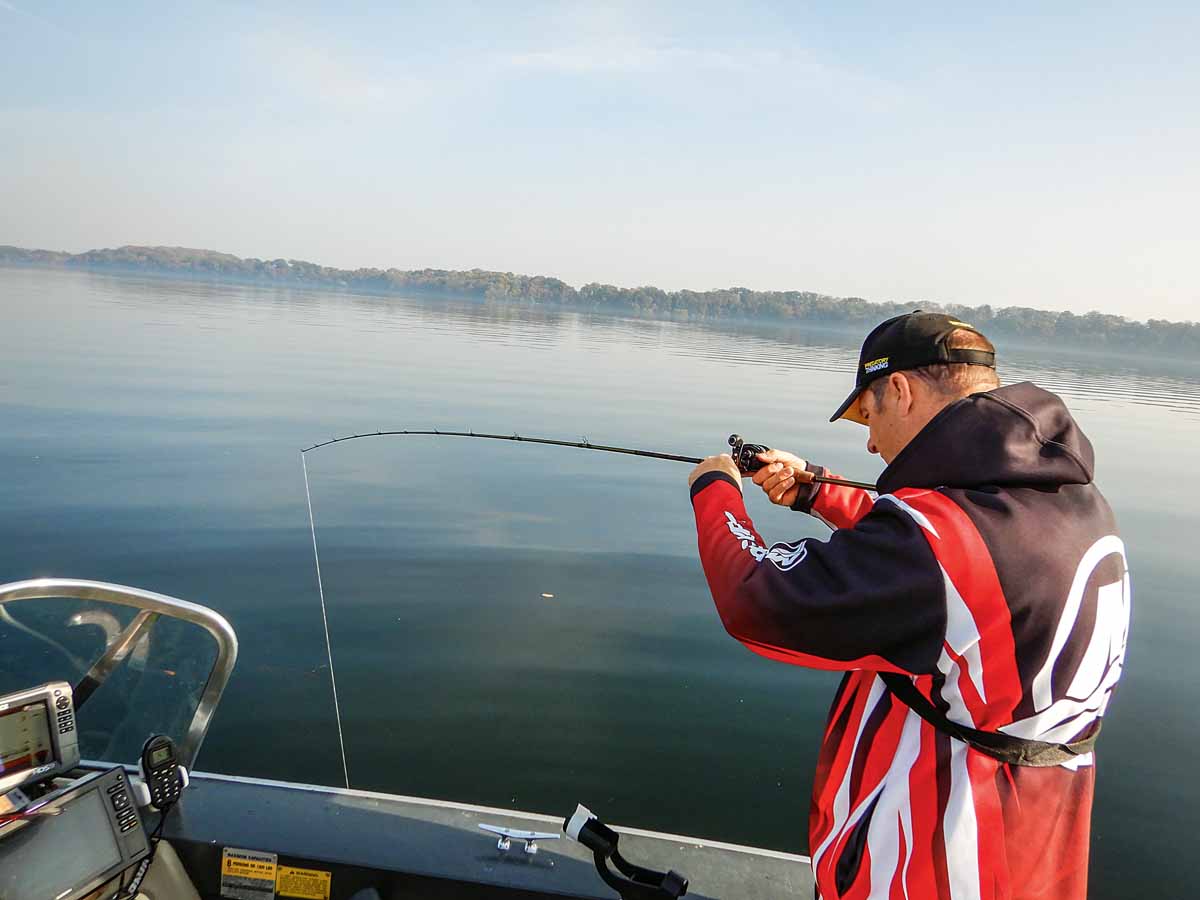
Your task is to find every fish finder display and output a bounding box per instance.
[0,701,53,777]
[0,767,147,900]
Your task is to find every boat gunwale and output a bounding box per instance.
[82,761,813,865]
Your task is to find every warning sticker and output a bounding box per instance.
[220,847,278,900]
[276,865,332,900]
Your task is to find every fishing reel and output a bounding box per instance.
[728,434,770,475]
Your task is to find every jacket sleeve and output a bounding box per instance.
[690,472,946,675]
[789,463,877,529]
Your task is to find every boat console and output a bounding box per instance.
[0,675,196,900]
[0,579,234,900]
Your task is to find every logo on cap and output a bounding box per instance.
[863,356,890,374]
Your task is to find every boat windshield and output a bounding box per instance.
[0,580,236,770]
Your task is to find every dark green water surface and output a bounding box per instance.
[1,267,1195,896]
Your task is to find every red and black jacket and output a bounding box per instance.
[690,383,1130,900]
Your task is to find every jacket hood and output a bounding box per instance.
[877,382,1095,494]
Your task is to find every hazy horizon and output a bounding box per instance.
[3,2,1197,321]
[8,241,1200,331]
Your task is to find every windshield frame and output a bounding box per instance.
[0,578,238,769]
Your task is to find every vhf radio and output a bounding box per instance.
[136,734,187,810]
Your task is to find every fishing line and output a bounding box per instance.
[301,450,351,790]
[299,428,876,789]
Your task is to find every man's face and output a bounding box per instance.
[857,375,917,465]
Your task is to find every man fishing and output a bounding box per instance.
[687,312,1129,900]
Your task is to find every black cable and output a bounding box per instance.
[108,801,175,899]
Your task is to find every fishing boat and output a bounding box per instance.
[0,579,815,899]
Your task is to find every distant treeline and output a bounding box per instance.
[3,244,1197,356]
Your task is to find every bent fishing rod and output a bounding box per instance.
[301,430,878,492]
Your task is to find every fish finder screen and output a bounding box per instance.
[0,786,122,900]
[0,701,53,777]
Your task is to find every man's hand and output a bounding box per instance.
[751,449,814,507]
[688,454,742,491]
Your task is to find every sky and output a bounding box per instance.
[2,1,1197,322]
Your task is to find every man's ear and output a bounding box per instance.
[892,372,916,416]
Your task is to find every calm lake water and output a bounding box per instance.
[2,267,1196,896]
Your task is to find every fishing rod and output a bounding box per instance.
[301,430,879,492]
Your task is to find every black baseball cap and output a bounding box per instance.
[830,311,995,425]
